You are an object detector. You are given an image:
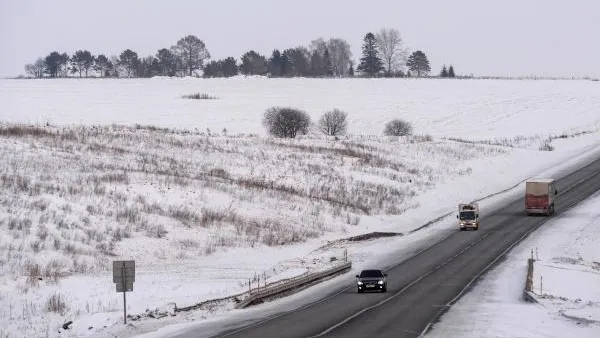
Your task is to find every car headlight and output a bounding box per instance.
[378,280,384,285]
[357,281,363,285]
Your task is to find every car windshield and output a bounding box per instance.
[459,211,475,220]
[359,270,384,278]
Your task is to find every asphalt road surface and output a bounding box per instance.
[194,156,600,338]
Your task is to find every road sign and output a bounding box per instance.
[112,260,136,325]
[113,260,135,283]
[116,281,134,292]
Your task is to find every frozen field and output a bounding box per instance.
[2,77,600,139]
[0,77,599,338]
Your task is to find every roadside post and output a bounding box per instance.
[113,260,135,324]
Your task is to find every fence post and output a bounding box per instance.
[540,276,543,296]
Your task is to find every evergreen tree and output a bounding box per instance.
[94,54,110,77]
[203,60,222,78]
[323,49,333,76]
[118,49,139,77]
[172,35,210,76]
[156,48,178,76]
[239,51,267,75]
[221,57,238,77]
[440,65,448,78]
[406,50,431,77]
[309,51,324,76]
[44,52,69,77]
[448,65,456,78]
[268,50,283,77]
[71,50,94,77]
[357,33,384,77]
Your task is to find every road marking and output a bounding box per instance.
[216,285,352,337]
[218,161,600,338]
[306,233,490,337]
[417,166,600,338]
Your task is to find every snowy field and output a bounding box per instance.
[428,192,600,338]
[0,77,599,338]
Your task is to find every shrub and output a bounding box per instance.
[46,293,67,314]
[318,109,348,136]
[539,139,554,151]
[384,119,413,136]
[181,93,218,100]
[263,107,310,138]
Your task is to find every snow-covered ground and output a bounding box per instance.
[428,192,600,338]
[0,77,599,338]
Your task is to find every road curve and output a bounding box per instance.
[190,155,600,338]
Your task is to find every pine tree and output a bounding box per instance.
[268,50,283,77]
[406,50,431,77]
[323,49,333,76]
[357,33,383,77]
[448,65,455,78]
[440,65,448,78]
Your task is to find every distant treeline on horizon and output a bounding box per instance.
[23,29,459,80]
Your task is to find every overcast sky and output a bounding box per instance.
[1,0,598,78]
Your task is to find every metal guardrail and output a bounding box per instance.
[236,261,352,309]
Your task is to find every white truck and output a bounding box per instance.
[525,178,558,215]
[457,203,479,231]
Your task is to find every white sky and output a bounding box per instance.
[1,0,599,78]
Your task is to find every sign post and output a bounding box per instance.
[113,260,135,324]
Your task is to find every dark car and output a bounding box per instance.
[356,269,387,293]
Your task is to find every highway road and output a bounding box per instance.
[183,155,600,338]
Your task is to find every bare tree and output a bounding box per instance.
[383,119,412,136]
[308,38,352,76]
[319,109,348,136]
[173,35,210,76]
[263,107,311,138]
[376,28,408,76]
[25,58,45,78]
[327,38,353,77]
[109,55,120,77]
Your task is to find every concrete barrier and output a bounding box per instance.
[523,258,538,303]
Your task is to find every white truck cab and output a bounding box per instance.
[458,203,479,231]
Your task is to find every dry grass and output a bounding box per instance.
[46,292,67,314]
[0,122,509,284]
[181,93,218,100]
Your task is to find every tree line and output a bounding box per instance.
[24,29,453,79]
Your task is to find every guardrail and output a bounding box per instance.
[235,261,352,309]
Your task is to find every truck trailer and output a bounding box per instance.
[525,178,558,216]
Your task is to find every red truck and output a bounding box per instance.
[525,178,558,215]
